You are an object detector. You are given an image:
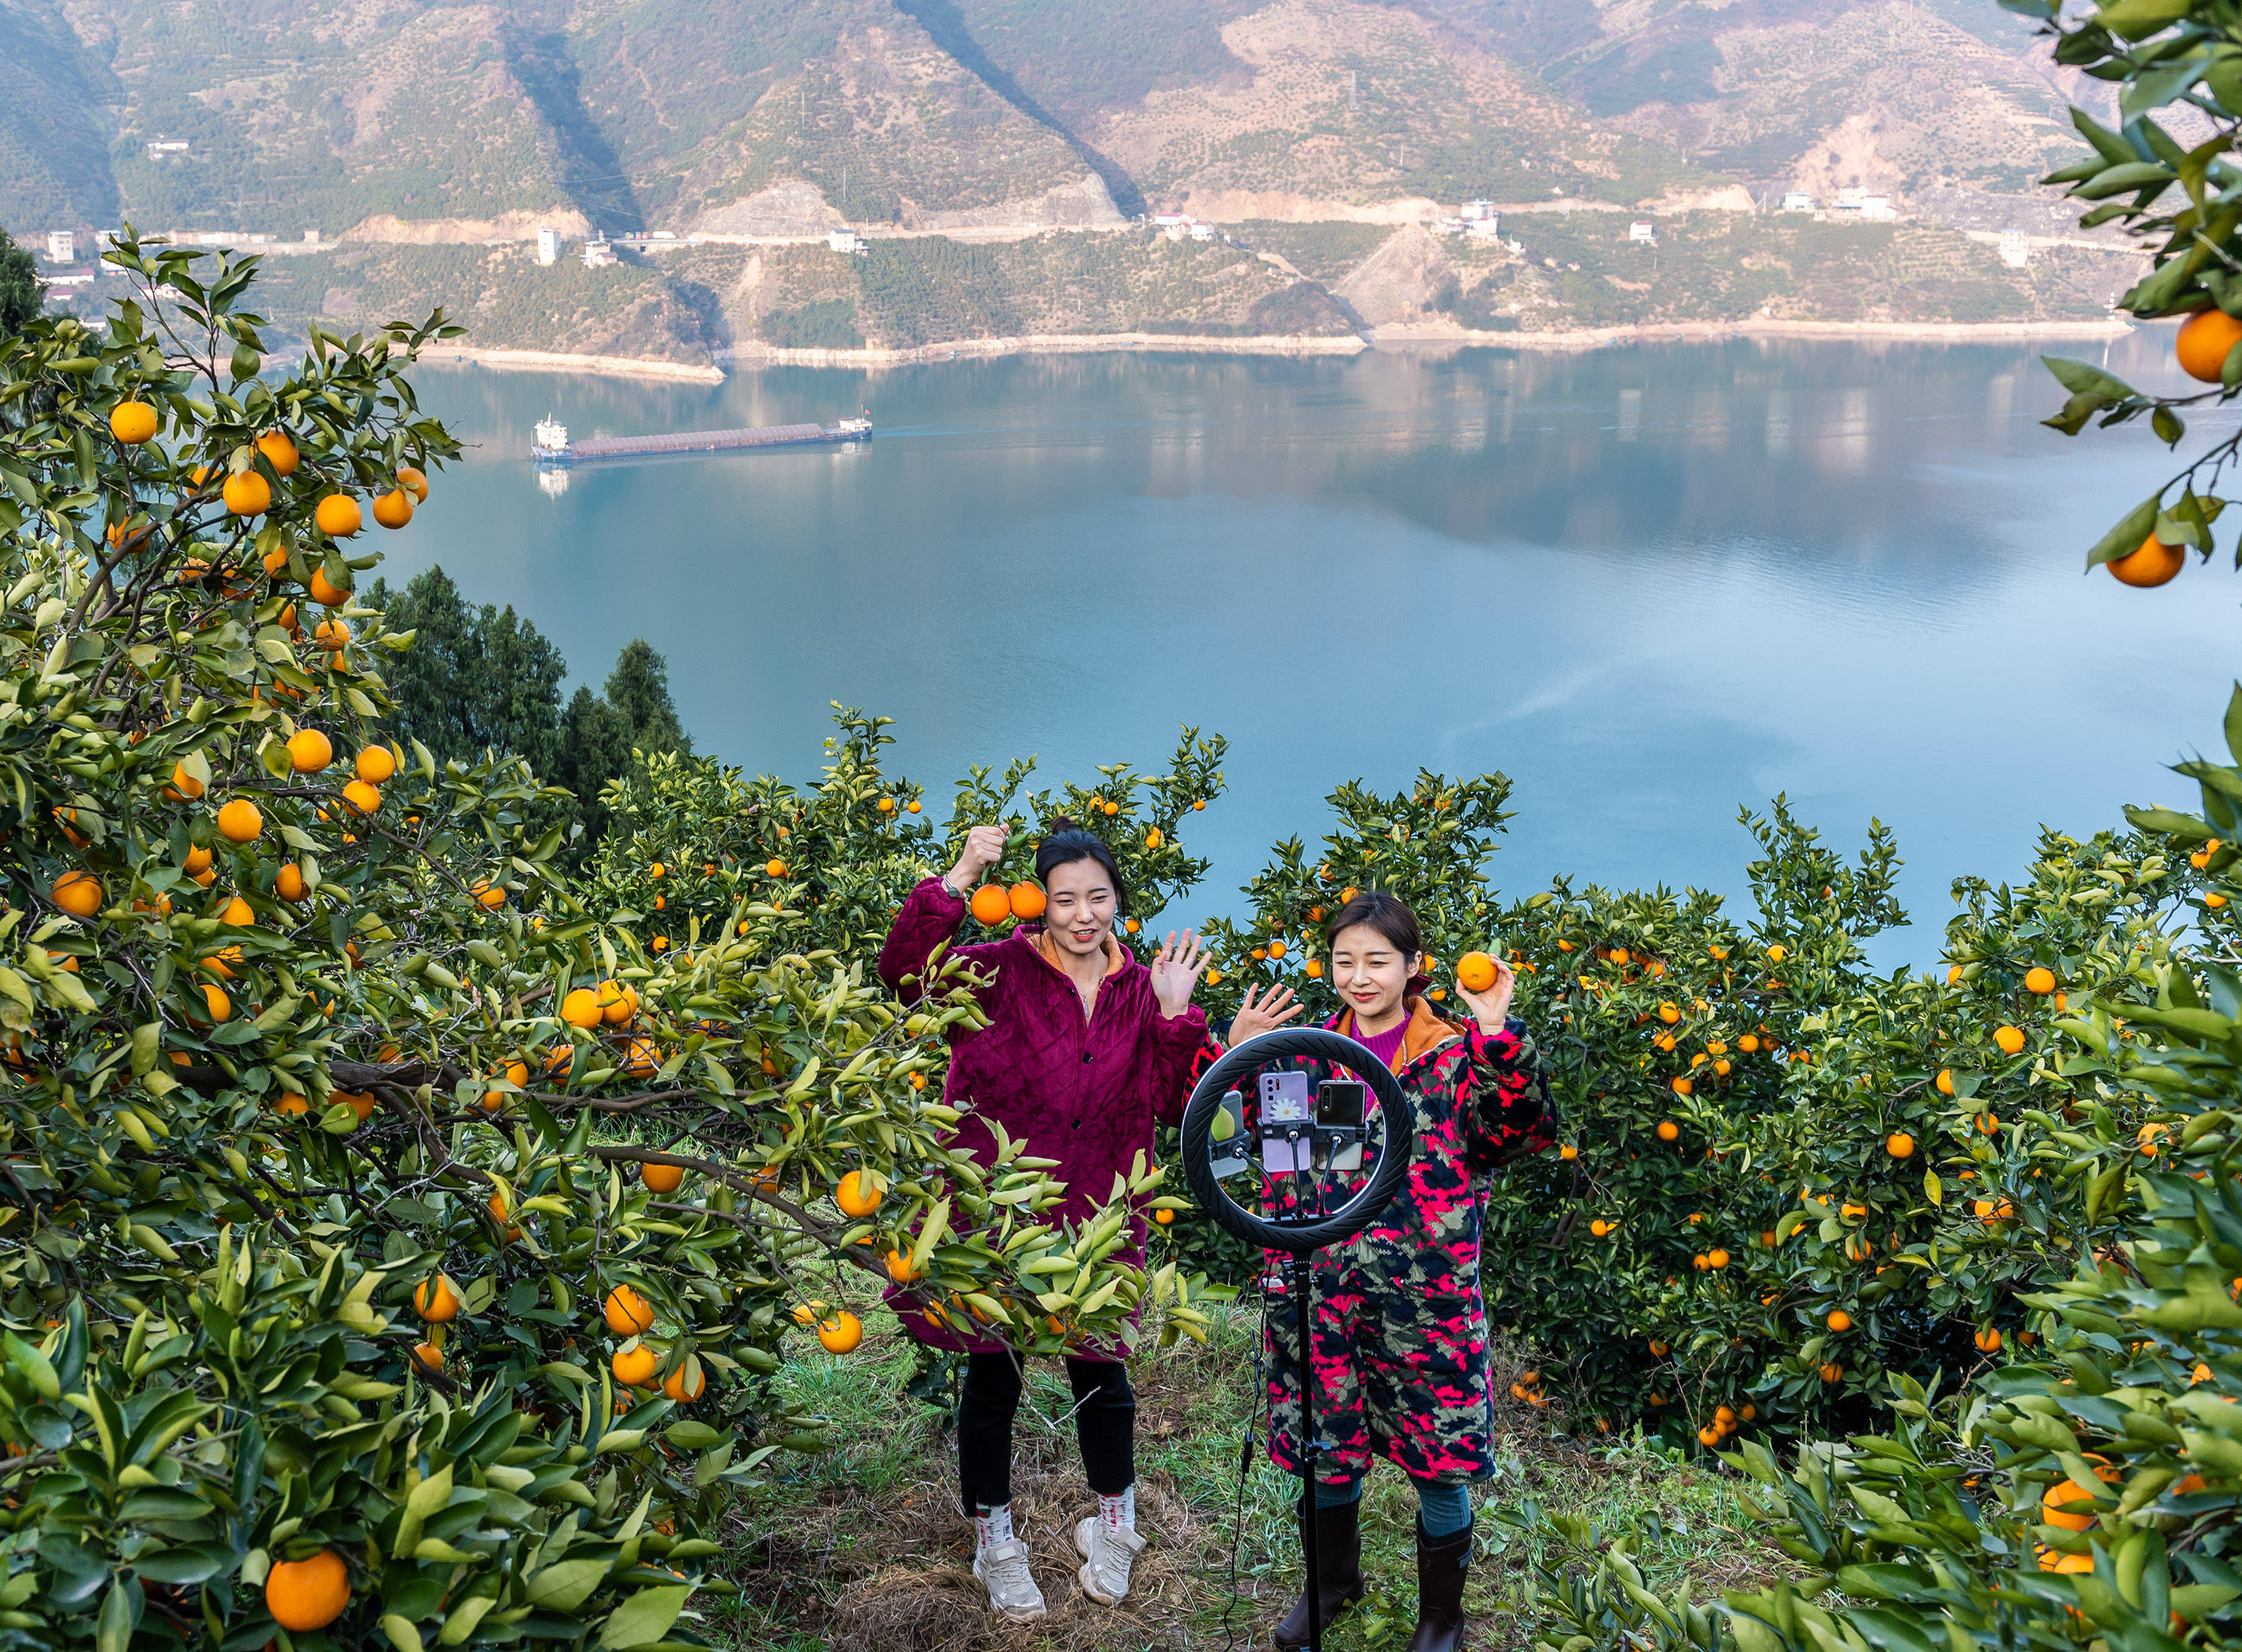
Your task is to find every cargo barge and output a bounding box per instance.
[531,412,871,465]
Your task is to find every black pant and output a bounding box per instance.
[957,1351,1135,1512]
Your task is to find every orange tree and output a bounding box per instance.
[0,237,1207,1652]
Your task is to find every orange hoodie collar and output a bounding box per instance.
[1033,926,1128,980]
[1335,996,1461,1069]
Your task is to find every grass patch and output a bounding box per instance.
[699,1306,1786,1651]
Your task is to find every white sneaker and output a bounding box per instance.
[973,1538,1047,1621]
[1075,1515,1145,1606]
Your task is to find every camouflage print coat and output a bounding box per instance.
[1220,999,1553,1486]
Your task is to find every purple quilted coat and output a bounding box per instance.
[877,876,1208,1355]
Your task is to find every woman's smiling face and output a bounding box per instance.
[1043,856,1117,959]
[1330,921,1414,1026]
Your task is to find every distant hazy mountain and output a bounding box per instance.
[2,0,2093,242]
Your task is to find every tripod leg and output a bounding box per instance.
[1293,1256,1321,1652]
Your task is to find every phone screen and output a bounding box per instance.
[1315,1080,1366,1128]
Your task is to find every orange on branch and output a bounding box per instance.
[603,1286,655,1335]
[265,1550,350,1632]
[2107,533,2184,588]
[2176,306,2242,381]
[415,1275,460,1322]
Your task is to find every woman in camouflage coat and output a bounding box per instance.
[1211,889,1551,1652]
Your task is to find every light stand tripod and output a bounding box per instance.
[1179,1029,1415,1652]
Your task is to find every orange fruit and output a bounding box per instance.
[198,982,232,1023]
[355,744,396,784]
[409,1340,443,1376]
[1559,1144,1578,1160]
[663,1357,706,1402]
[2177,306,2242,380]
[1009,882,1046,920]
[265,1550,350,1631]
[836,1169,883,1217]
[561,987,602,1027]
[51,871,102,917]
[222,471,271,516]
[884,1248,923,1282]
[341,780,380,816]
[1154,1207,1175,1225]
[1826,1309,1852,1332]
[1974,1326,2004,1353]
[817,1311,864,1354]
[765,857,788,877]
[1818,1361,1842,1384]
[969,884,1012,926]
[1707,1248,1729,1269]
[1304,959,1324,977]
[611,1344,658,1387]
[396,465,430,502]
[1886,1132,1915,1159]
[603,1285,655,1335]
[472,876,506,911]
[308,569,350,607]
[1655,1120,1679,1142]
[2107,533,2184,588]
[2042,1478,2102,1532]
[220,895,253,926]
[1936,1068,1955,1095]
[216,797,265,842]
[2024,966,2056,995]
[1458,951,1498,992]
[1993,1025,2025,1056]
[255,430,300,477]
[287,728,333,773]
[371,489,415,528]
[109,400,159,444]
[481,1059,528,1111]
[415,1275,460,1322]
[641,1162,685,1195]
[597,980,637,1024]
[167,760,206,800]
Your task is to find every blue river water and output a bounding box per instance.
[390,335,2237,964]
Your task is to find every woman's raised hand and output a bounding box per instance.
[1149,930,1209,1018]
[945,824,1010,894]
[1456,951,1518,1034]
[1227,983,1306,1046]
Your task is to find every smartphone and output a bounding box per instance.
[1259,1071,1312,1173]
[1209,1089,1252,1180]
[1317,1080,1367,1170]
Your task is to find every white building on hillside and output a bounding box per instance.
[826,229,865,254]
[581,238,616,269]
[1629,220,1656,244]
[45,230,73,262]
[536,226,560,266]
[1780,191,1815,212]
[1461,199,1495,221]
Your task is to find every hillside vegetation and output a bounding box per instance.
[1,0,2090,249]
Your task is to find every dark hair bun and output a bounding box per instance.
[1046,814,1081,834]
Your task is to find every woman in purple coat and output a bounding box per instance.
[879,819,1211,1624]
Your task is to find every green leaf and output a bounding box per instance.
[598,1586,691,1650]
[2044,356,2142,400]
[95,1576,135,1652]
[2087,496,2162,569]
[527,1559,613,1612]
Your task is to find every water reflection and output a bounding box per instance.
[397,335,2235,962]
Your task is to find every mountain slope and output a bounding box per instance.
[1425,0,2081,199]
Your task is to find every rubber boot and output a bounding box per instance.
[1404,1515,1472,1652]
[1272,1496,1364,1649]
